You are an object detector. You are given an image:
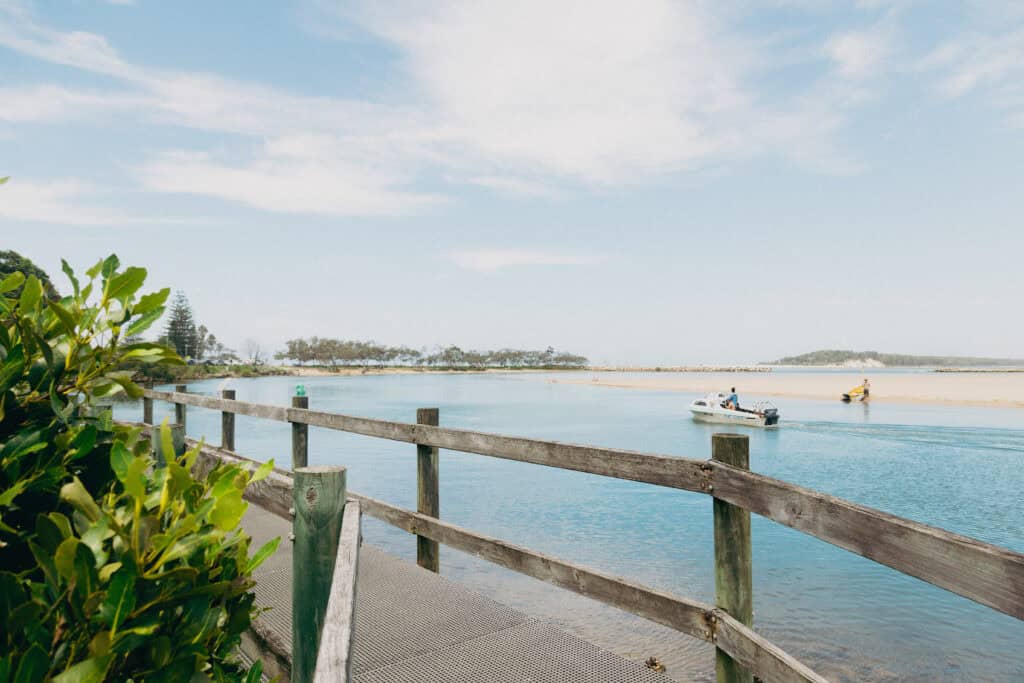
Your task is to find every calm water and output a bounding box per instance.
[117,373,1024,682]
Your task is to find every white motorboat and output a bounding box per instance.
[689,393,779,428]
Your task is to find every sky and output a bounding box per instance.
[1,0,1023,365]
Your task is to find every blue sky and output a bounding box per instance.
[2,0,1023,364]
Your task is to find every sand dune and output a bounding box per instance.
[556,371,1024,408]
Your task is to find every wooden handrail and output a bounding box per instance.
[142,389,1024,621]
[313,501,361,683]
[179,436,826,683]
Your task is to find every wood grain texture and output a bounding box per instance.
[292,395,310,469]
[141,390,708,492]
[715,611,831,683]
[416,407,440,573]
[147,390,290,422]
[349,491,715,641]
[313,501,361,683]
[709,462,1024,620]
[174,384,187,431]
[221,389,236,451]
[293,466,348,683]
[713,434,753,683]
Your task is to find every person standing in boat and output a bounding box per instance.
[862,378,870,399]
[727,387,739,410]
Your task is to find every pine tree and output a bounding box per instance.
[163,291,198,358]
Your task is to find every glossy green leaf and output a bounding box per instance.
[244,660,263,683]
[28,541,58,590]
[99,566,135,633]
[50,655,111,683]
[210,490,247,531]
[246,537,280,573]
[123,308,162,338]
[122,456,148,499]
[84,258,103,279]
[19,275,42,312]
[251,460,273,482]
[0,479,27,507]
[0,271,25,294]
[104,266,146,302]
[132,287,170,315]
[98,562,121,583]
[12,643,48,683]
[54,537,81,581]
[100,254,120,280]
[59,478,102,523]
[48,300,78,334]
[61,259,80,297]
[110,442,132,482]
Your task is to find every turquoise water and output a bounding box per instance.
[118,373,1024,681]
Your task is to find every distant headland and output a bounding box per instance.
[763,350,1024,368]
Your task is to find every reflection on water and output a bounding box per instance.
[116,373,1024,681]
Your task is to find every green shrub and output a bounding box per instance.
[0,256,278,682]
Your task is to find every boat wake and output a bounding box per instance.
[780,420,1024,454]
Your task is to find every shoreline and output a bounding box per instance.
[553,371,1024,409]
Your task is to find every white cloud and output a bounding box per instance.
[354,0,746,184]
[463,175,564,199]
[449,249,605,272]
[138,149,446,217]
[0,177,162,225]
[921,27,1024,124]
[824,26,893,79]
[0,84,148,122]
[0,0,896,220]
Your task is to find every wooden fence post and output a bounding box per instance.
[416,407,440,573]
[713,433,753,683]
[293,466,347,683]
[222,389,236,451]
[152,423,185,468]
[174,384,187,431]
[292,395,309,469]
[142,382,153,425]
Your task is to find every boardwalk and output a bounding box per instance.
[240,504,682,682]
[140,387,1024,682]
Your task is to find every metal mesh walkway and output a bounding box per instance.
[242,505,681,682]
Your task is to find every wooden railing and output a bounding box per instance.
[142,387,1024,683]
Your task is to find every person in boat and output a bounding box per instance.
[727,387,739,410]
[862,378,870,398]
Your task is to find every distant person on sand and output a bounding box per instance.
[727,387,739,409]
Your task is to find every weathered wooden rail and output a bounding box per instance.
[142,387,1024,683]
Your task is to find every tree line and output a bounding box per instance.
[1,252,591,370]
[275,337,588,368]
[159,291,239,363]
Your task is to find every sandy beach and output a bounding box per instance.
[556,371,1024,408]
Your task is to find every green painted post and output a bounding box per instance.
[713,433,753,683]
[221,389,236,451]
[174,384,187,431]
[416,407,440,572]
[152,423,185,468]
[292,395,309,469]
[292,465,347,683]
